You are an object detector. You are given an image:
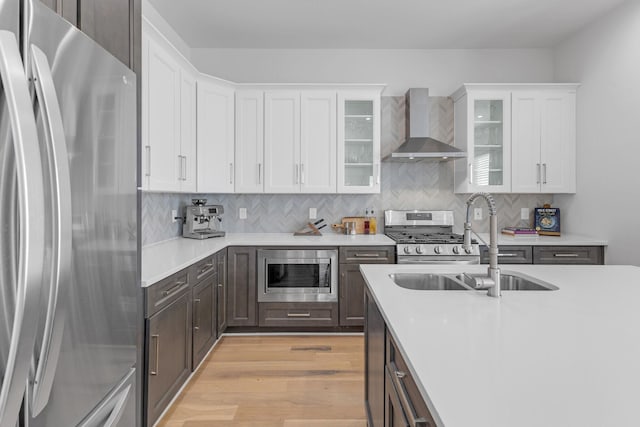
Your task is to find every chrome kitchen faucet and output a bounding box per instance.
[462,192,501,298]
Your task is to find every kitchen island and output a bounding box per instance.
[361,263,640,427]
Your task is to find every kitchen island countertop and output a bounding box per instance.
[361,263,640,427]
[142,233,395,286]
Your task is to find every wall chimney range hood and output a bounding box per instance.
[384,88,466,162]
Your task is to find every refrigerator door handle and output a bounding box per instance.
[0,30,46,427]
[28,44,73,416]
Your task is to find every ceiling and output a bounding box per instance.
[147,0,626,49]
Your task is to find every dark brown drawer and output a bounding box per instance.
[189,254,217,283]
[386,332,436,426]
[533,246,604,265]
[258,302,338,327]
[481,245,533,264]
[339,246,395,264]
[145,269,190,318]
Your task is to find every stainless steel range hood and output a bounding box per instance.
[384,88,466,162]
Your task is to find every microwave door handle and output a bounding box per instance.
[28,45,74,416]
[0,30,46,427]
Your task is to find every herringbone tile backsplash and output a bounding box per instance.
[142,96,552,246]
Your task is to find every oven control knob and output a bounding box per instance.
[452,246,460,255]
[434,246,443,254]
[464,247,473,254]
[416,246,424,254]
[404,246,412,254]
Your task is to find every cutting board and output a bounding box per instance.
[332,217,368,234]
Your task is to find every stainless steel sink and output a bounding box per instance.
[458,271,558,291]
[390,273,470,291]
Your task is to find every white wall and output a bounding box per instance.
[191,48,554,96]
[553,0,640,265]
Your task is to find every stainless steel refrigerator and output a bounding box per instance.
[0,1,138,426]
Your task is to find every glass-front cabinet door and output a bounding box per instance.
[337,91,381,193]
[454,89,511,193]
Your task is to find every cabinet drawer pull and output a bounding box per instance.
[162,281,186,297]
[542,163,547,184]
[258,163,262,185]
[498,253,518,257]
[354,253,380,258]
[229,163,234,184]
[553,253,579,258]
[193,298,200,331]
[199,263,214,276]
[150,334,160,375]
[389,363,429,427]
[218,283,223,288]
[469,163,473,184]
[287,312,311,318]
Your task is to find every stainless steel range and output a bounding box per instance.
[384,210,480,264]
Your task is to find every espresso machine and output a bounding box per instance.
[182,199,225,239]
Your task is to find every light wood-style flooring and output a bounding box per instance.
[158,335,366,427]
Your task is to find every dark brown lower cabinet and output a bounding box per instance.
[386,334,436,427]
[339,246,395,327]
[365,289,386,427]
[365,288,436,427]
[258,302,338,327]
[533,246,604,264]
[216,250,228,335]
[145,291,192,427]
[481,245,605,265]
[227,247,257,326]
[192,275,216,368]
[340,263,368,326]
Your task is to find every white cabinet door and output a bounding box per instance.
[264,91,300,193]
[300,91,337,193]
[179,70,197,192]
[455,90,512,193]
[235,90,264,193]
[146,38,181,192]
[540,91,576,193]
[511,91,542,193]
[511,89,576,193]
[337,91,381,193]
[197,77,235,193]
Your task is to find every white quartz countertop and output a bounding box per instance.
[475,232,607,246]
[142,232,395,286]
[360,263,640,427]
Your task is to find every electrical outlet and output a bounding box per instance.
[474,208,483,220]
[309,208,317,219]
[171,209,178,223]
[521,208,530,220]
[239,208,247,219]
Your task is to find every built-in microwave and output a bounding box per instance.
[257,249,338,302]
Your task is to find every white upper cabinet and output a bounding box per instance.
[142,26,198,193]
[235,90,265,193]
[453,88,512,193]
[197,76,235,193]
[143,35,181,192]
[453,84,578,194]
[337,91,382,194]
[179,70,197,192]
[512,89,577,193]
[264,91,301,193]
[300,91,337,193]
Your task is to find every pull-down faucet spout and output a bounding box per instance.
[463,192,501,298]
